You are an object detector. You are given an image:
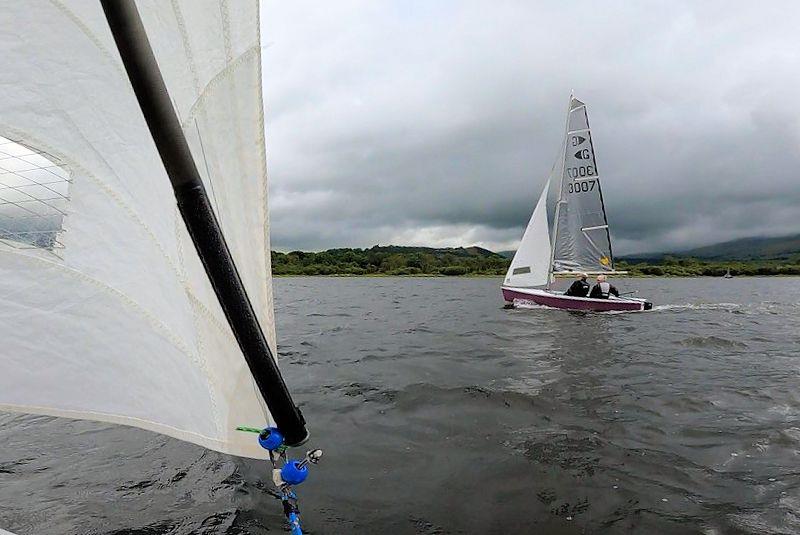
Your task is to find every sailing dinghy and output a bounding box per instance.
[0,1,318,532]
[502,96,652,312]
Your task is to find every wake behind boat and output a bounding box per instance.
[502,95,652,312]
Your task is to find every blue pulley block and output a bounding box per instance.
[258,427,285,451]
[280,460,309,485]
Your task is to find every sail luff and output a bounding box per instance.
[545,94,574,288]
[101,0,307,446]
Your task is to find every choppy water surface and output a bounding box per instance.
[3,277,800,534]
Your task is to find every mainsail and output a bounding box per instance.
[0,1,283,458]
[551,97,614,274]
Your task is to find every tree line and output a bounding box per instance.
[271,246,800,277]
[271,246,509,276]
[617,256,800,277]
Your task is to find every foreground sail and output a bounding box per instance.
[0,1,279,458]
[502,96,652,312]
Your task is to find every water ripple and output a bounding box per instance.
[3,276,800,533]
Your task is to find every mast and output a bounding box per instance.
[545,93,573,290]
[101,0,308,446]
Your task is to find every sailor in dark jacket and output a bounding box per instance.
[589,274,619,299]
[564,273,590,297]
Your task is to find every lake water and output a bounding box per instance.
[2,277,800,534]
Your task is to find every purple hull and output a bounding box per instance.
[502,287,649,312]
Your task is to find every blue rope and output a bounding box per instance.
[288,511,302,535]
[282,489,303,535]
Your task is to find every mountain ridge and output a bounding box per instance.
[622,234,800,262]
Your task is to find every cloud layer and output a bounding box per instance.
[261,1,800,254]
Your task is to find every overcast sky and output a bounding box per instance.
[260,1,800,254]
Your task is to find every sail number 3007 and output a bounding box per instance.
[568,179,596,194]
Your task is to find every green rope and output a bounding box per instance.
[236,425,287,453]
[236,425,264,434]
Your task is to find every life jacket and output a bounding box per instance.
[598,281,611,298]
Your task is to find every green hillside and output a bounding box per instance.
[617,257,800,277]
[271,235,800,277]
[271,245,508,276]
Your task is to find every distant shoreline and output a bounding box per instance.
[272,273,799,278]
[273,273,504,278]
[270,246,800,278]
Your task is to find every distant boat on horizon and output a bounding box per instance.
[502,95,652,312]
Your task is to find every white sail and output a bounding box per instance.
[504,180,551,287]
[0,1,274,458]
[551,97,614,274]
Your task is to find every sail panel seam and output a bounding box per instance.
[48,0,126,77]
[170,206,224,434]
[184,287,240,351]
[220,0,234,64]
[174,207,224,436]
[170,0,201,95]
[180,46,260,129]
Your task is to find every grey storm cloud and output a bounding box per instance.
[260,0,800,254]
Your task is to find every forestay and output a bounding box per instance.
[0,1,274,458]
[551,98,614,274]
